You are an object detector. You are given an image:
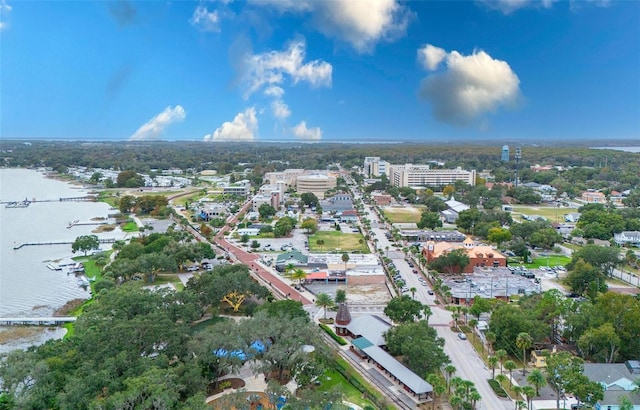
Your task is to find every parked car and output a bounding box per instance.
[427,289,434,294]
[458,333,467,340]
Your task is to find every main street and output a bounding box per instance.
[361,197,513,410]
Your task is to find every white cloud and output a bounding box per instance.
[243,39,332,98]
[0,0,11,31]
[418,44,447,71]
[479,0,557,14]
[418,45,521,126]
[129,105,186,141]
[190,5,220,32]
[264,86,285,98]
[291,121,322,141]
[251,0,411,53]
[204,107,258,141]
[271,100,291,120]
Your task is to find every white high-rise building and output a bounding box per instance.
[388,164,476,188]
[363,157,390,178]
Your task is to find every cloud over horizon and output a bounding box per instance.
[417,44,521,127]
[129,105,186,141]
[291,121,322,140]
[252,0,412,53]
[204,107,258,141]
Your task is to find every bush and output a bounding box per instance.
[488,379,508,397]
[319,324,347,345]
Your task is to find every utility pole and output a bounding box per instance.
[515,147,521,189]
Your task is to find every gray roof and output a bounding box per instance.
[361,344,433,394]
[601,390,640,406]
[583,363,633,388]
[346,315,391,346]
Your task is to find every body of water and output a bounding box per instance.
[0,169,129,351]
[591,146,640,153]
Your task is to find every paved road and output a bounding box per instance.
[360,198,513,410]
[211,201,313,305]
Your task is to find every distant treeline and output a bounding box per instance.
[1,140,639,187]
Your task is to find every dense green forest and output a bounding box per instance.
[1,141,639,190]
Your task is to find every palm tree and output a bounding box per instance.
[316,239,325,251]
[512,385,523,410]
[469,390,481,410]
[444,364,456,394]
[449,394,464,410]
[495,349,507,375]
[526,369,546,396]
[341,252,350,272]
[291,268,307,287]
[410,287,417,300]
[485,331,496,354]
[335,289,347,304]
[488,355,499,379]
[469,319,478,342]
[426,374,444,410]
[284,262,295,277]
[385,245,390,257]
[504,360,517,388]
[516,332,533,374]
[521,386,536,410]
[422,304,432,324]
[315,293,334,320]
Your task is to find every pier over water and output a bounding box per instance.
[0,317,77,326]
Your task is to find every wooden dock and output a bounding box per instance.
[1,196,96,205]
[0,317,77,326]
[13,237,116,250]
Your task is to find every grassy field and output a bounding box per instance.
[315,368,376,408]
[382,206,423,224]
[523,255,572,269]
[121,220,139,232]
[308,231,369,253]
[511,205,578,223]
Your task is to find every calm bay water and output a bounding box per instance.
[0,169,126,321]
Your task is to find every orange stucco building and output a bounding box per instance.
[422,237,507,273]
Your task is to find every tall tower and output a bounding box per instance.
[515,147,522,188]
[501,145,510,162]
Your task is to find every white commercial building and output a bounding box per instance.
[364,157,390,178]
[388,164,476,188]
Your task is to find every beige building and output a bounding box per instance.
[296,174,337,199]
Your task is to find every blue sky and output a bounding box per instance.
[1,0,638,143]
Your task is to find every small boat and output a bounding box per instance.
[47,263,62,271]
[77,276,90,287]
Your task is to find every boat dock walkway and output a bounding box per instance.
[1,196,97,206]
[13,237,116,250]
[67,220,108,228]
[0,317,77,326]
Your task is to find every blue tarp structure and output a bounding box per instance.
[213,340,267,361]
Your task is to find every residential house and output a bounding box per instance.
[583,361,640,410]
[614,231,640,247]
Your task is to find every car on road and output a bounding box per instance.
[457,333,467,340]
[427,289,434,294]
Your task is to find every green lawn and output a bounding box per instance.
[511,205,578,223]
[382,206,423,224]
[122,220,139,232]
[315,368,376,408]
[523,255,571,269]
[308,231,369,253]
